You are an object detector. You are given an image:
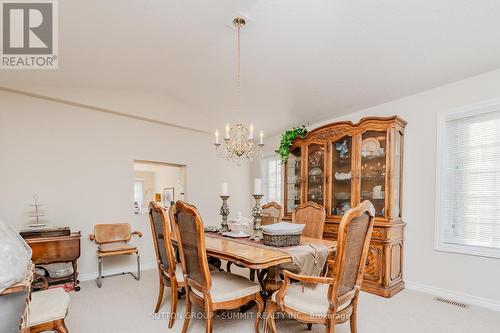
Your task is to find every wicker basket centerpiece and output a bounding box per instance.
[261,222,305,247]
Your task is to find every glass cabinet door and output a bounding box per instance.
[331,136,353,216]
[285,147,302,214]
[360,131,387,217]
[307,143,326,205]
[392,130,403,218]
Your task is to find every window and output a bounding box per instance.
[133,180,144,214]
[436,101,500,258]
[261,156,282,204]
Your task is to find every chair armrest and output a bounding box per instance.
[89,234,95,241]
[283,269,334,285]
[132,231,143,238]
[275,270,334,310]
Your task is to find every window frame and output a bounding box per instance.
[133,179,145,214]
[261,154,283,205]
[435,98,500,259]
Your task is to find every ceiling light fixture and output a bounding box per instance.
[214,17,263,162]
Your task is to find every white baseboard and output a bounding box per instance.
[405,280,500,312]
[79,261,157,282]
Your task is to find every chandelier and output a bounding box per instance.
[214,17,264,161]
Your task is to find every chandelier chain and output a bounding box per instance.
[236,20,241,120]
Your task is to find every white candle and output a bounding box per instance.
[225,124,230,139]
[254,178,262,195]
[221,182,229,196]
[215,130,219,144]
[249,124,254,140]
[259,130,264,145]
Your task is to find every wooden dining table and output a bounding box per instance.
[175,232,337,296]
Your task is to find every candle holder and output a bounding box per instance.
[219,195,231,233]
[250,194,264,241]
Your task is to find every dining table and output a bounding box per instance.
[174,231,337,296]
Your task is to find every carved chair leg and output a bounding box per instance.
[205,308,213,333]
[350,298,359,333]
[254,293,265,333]
[54,319,69,333]
[326,317,336,333]
[169,282,178,329]
[182,292,192,333]
[154,275,164,313]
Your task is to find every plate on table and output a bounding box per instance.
[222,231,250,238]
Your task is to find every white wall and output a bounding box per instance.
[0,89,252,279]
[262,69,500,305]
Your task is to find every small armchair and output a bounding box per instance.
[89,223,142,288]
[266,200,375,333]
[292,201,326,239]
[148,202,186,328]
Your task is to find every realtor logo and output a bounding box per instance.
[1,0,58,69]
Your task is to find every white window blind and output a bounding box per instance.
[436,105,500,258]
[261,156,282,204]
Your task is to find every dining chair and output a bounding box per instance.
[89,223,142,288]
[261,202,284,226]
[227,201,284,281]
[265,200,375,333]
[292,201,326,239]
[173,201,265,333]
[148,202,186,328]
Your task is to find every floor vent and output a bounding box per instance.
[433,297,470,309]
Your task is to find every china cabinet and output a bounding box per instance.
[283,116,406,297]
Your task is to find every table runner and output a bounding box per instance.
[205,232,329,277]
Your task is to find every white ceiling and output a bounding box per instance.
[2,0,500,135]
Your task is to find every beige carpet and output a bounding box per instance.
[63,269,500,333]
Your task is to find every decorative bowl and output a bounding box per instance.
[334,192,350,200]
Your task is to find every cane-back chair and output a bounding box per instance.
[266,200,375,333]
[173,201,264,333]
[148,202,186,328]
[261,202,284,226]
[292,201,326,239]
